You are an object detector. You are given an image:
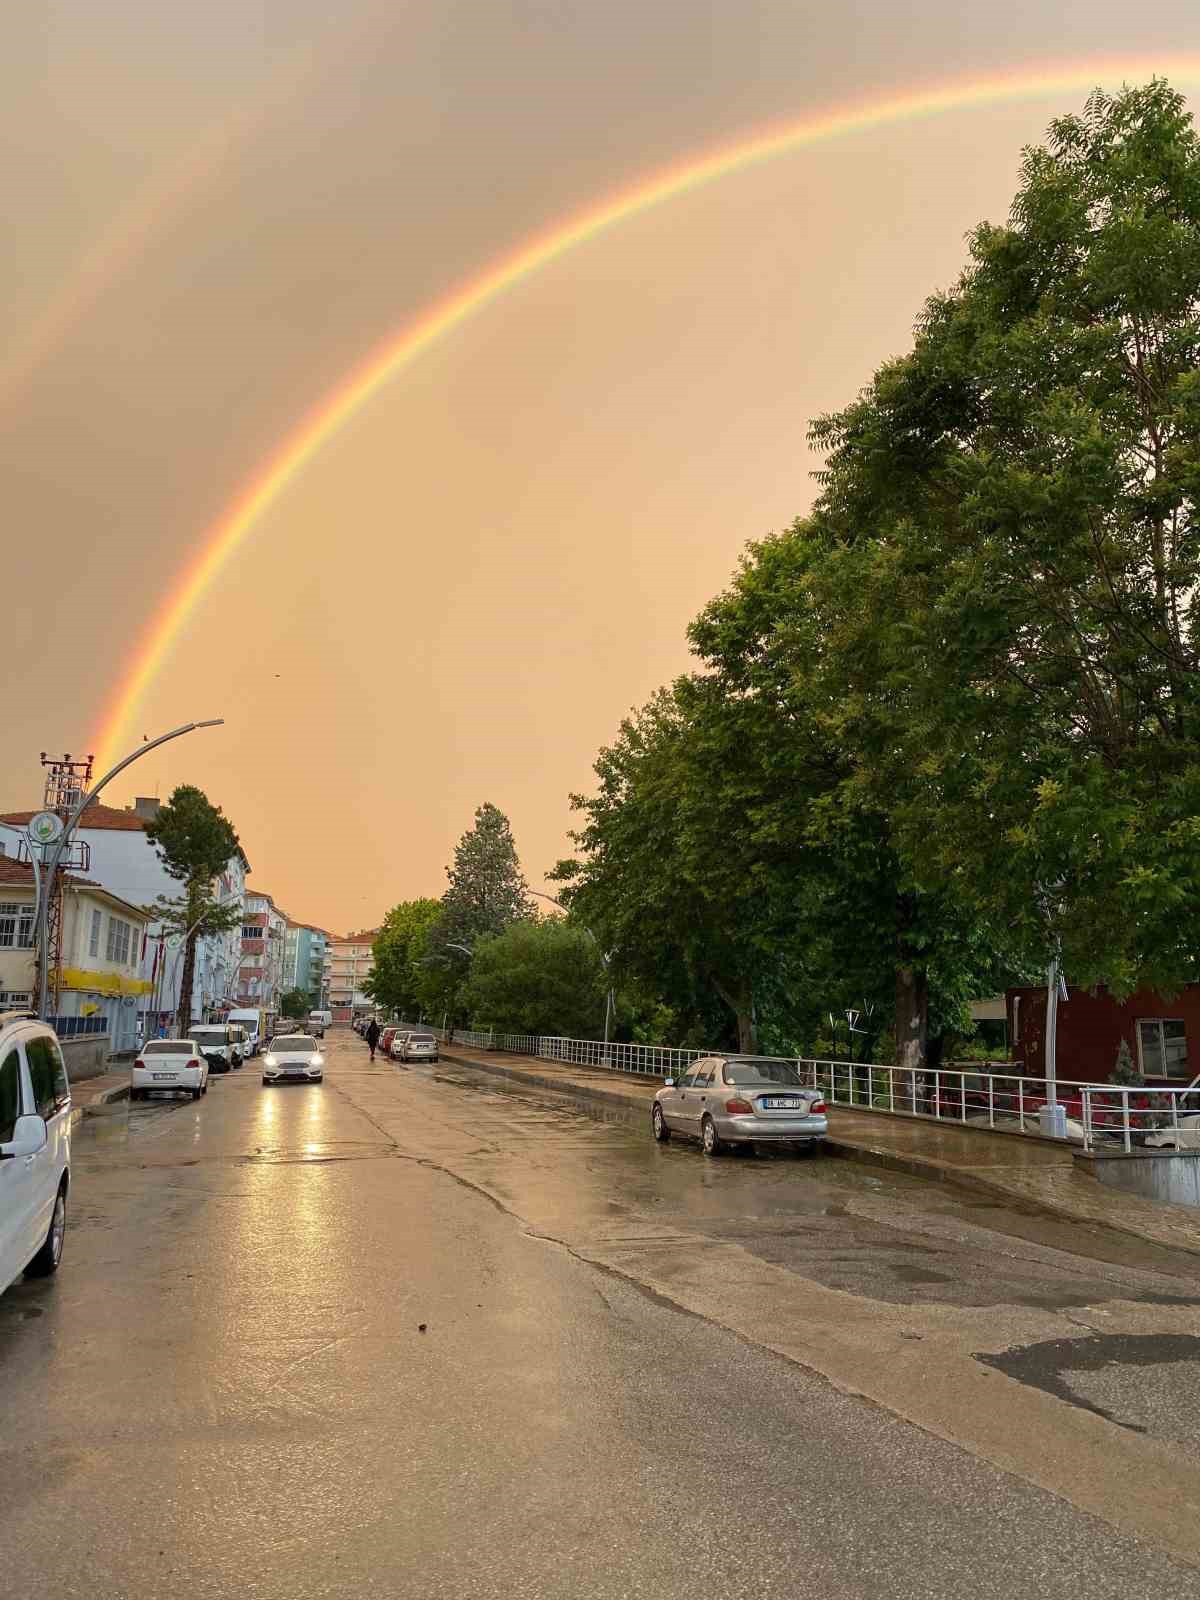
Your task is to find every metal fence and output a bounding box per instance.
[49,1015,108,1038]
[801,1058,1050,1130]
[424,1024,1200,1152]
[424,1026,710,1079]
[1082,1084,1200,1153]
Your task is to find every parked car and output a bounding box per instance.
[227,1008,265,1056]
[397,1029,439,1064]
[131,1040,209,1101]
[651,1056,827,1155]
[0,1011,72,1294]
[378,1027,398,1057]
[187,1025,239,1073]
[262,1034,325,1085]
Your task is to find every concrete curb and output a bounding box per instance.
[441,1050,651,1115]
[68,1082,131,1129]
[440,1048,1200,1259]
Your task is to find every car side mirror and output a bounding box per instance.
[662,1078,675,1089]
[0,1113,48,1160]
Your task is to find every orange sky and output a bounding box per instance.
[5,2,1198,932]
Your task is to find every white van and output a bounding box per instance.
[308,1010,332,1038]
[1,1012,72,1294]
[226,1008,264,1057]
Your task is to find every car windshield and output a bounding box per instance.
[409,1034,434,1043]
[724,1061,805,1087]
[190,1030,224,1043]
[273,1036,316,1053]
[143,1040,193,1056]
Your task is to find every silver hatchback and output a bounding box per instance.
[651,1056,827,1155]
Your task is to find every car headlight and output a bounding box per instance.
[312,1055,323,1067]
[264,1055,277,1067]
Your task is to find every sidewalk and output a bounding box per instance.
[439,1043,1200,1258]
[68,1069,130,1127]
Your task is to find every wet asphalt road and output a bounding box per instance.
[3,1031,1200,1598]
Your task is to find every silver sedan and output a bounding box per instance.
[651,1056,827,1155]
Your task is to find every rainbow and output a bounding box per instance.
[94,56,1200,768]
[0,4,390,415]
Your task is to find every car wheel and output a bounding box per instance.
[26,1181,67,1278]
[192,1086,202,1101]
[651,1104,670,1142]
[701,1116,723,1157]
[262,1077,272,1086]
[130,1086,142,1102]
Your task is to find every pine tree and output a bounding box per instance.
[437,803,532,955]
[145,786,242,1030]
[1112,1037,1143,1087]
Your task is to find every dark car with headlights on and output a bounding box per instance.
[651,1056,827,1156]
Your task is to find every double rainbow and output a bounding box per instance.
[94,56,1200,767]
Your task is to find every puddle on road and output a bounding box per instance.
[977,1333,1200,1437]
[239,1139,396,1165]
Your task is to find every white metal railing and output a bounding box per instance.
[801,1059,1049,1131]
[422,1024,1200,1152]
[424,1025,709,1079]
[1082,1084,1200,1153]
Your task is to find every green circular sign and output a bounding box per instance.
[27,811,64,846]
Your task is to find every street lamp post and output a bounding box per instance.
[31,721,224,1021]
[529,889,616,1054]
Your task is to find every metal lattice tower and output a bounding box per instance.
[37,752,94,1013]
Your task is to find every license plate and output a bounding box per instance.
[152,1072,176,1080]
[762,1096,802,1109]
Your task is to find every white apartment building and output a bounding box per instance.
[324,931,377,1020]
[0,798,247,1033]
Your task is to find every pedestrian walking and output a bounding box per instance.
[366,1018,380,1062]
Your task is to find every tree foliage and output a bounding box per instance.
[363,898,441,1016]
[145,786,242,1028]
[558,84,1200,1062]
[280,988,309,1019]
[802,80,1200,997]
[460,918,607,1038]
[438,803,533,950]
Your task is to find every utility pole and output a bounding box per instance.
[30,722,224,1021]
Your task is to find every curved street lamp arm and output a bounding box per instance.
[36,719,224,1020]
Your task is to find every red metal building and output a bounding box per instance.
[1007,982,1196,1086]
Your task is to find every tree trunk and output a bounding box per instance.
[177,931,198,1033]
[713,976,758,1054]
[894,962,928,1072]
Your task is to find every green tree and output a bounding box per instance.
[431,804,533,1002]
[802,81,1200,999]
[363,898,441,1017]
[280,988,310,1019]
[459,918,607,1037]
[555,678,834,1054]
[689,527,1013,1068]
[145,786,242,1030]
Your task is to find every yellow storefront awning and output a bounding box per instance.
[60,967,153,998]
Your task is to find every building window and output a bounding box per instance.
[1136,1019,1189,1079]
[105,917,131,965]
[0,902,35,949]
[241,926,261,940]
[89,908,102,958]
[0,991,32,1008]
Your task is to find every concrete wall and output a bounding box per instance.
[61,1032,112,1082]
